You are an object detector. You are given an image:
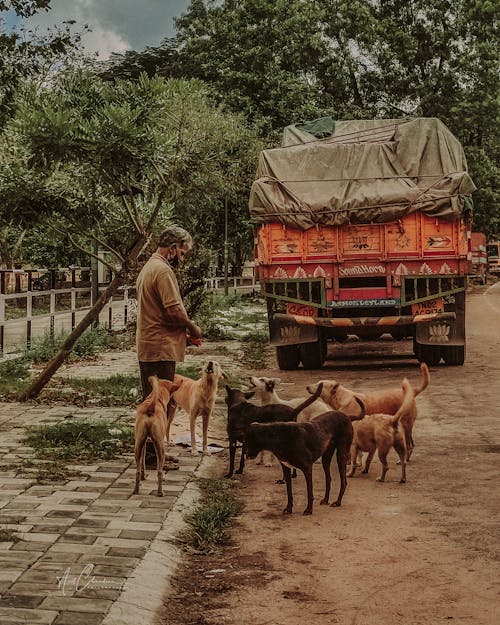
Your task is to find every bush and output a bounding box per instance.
[25,326,115,363]
[0,357,31,397]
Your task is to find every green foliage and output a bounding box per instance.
[25,326,114,363]
[0,357,30,397]
[25,419,134,461]
[183,478,243,552]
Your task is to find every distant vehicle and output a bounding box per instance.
[470,232,488,284]
[487,241,500,276]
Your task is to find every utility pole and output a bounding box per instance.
[224,197,229,295]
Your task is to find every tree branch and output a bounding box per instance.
[49,224,119,275]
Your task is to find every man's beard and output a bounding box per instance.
[168,255,180,269]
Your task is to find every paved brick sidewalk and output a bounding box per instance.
[0,401,203,625]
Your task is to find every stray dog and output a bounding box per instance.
[248,376,331,422]
[348,379,414,483]
[167,361,228,456]
[306,363,429,460]
[225,383,323,479]
[245,397,366,515]
[133,376,179,496]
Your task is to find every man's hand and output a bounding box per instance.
[187,335,202,347]
[189,323,202,339]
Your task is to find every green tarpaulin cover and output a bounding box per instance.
[249,117,476,229]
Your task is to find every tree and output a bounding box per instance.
[0,70,260,398]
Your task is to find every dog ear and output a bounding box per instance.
[244,390,255,400]
[330,383,339,397]
[170,383,180,393]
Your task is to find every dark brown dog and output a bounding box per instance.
[245,397,365,515]
[224,383,323,479]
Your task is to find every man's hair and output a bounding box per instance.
[157,225,193,249]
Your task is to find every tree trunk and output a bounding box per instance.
[19,235,147,401]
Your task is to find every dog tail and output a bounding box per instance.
[392,379,414,427]
[414,362,430,396]
[293,382,323,417]
[145,375,160,416]
[349,397,366,421]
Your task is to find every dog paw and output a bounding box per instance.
[224,473,233,479]
[157,492,163,497]
[303,509,313,515]
[399,478,406,484]
[282,507,293,515]
[275,479,285,484]
[320,499,328,505]
[375,477,385,482]
[330,501,341,507]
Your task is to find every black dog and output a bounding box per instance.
[225,383,323,479]
[245,397,365,515]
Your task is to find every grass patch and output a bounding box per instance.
[25,419,134,461]
[183,478,243,552]
[239,329,270,369]
[65,374,141,404]
[25,326,117,364]
[0,357,31,398]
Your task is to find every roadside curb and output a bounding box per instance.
[101,455,218,625]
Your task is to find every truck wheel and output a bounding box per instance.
[300,340,325,370]
[416,344,442,366]
[276,345,301,370]
[442,345,465,366]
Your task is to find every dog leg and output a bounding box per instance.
[332,445,349,507]
[152,437,165,497]
[320,448,334,505]
[201,410,210,455]
[362,449,375,475]
[376,450,389,482]
[281,464,293,514]
[236,443,246,474]
[394,439,407,483]
[348,444,360,477]
[133,433,148,495]
[225,442,237,478]
[302,465,314,515]
[165,401,176,445]
[190,412,199,456]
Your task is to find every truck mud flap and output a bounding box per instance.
[270,312,457,347]
[415,315,465,346]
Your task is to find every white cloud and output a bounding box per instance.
[22,0,190,59]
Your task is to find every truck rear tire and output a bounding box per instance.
[276,345,301,370]
[442,345,465,366]
[300,340,325,370]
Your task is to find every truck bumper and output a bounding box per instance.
[269,312,457,346]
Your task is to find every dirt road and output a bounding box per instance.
[165,284,500,625]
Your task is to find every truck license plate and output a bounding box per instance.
[412,298,444,316]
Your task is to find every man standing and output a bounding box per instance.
[136,224,202,399]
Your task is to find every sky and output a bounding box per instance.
[12,0,192,59]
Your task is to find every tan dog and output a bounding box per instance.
[347,378,414,483]
[306,363,429,460]
[167,360,228,456]
[133,376,179,497]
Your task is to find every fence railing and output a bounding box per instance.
[0,268,258,355]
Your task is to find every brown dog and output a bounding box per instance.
[348,379,414,483]
[245,397,366,515]
[167,361,228,456]
[306,363,429,460]
[133,376,179,497]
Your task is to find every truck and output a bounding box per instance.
[249,117,476,368]
[470,232,488,284]
[486,241,500,276]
